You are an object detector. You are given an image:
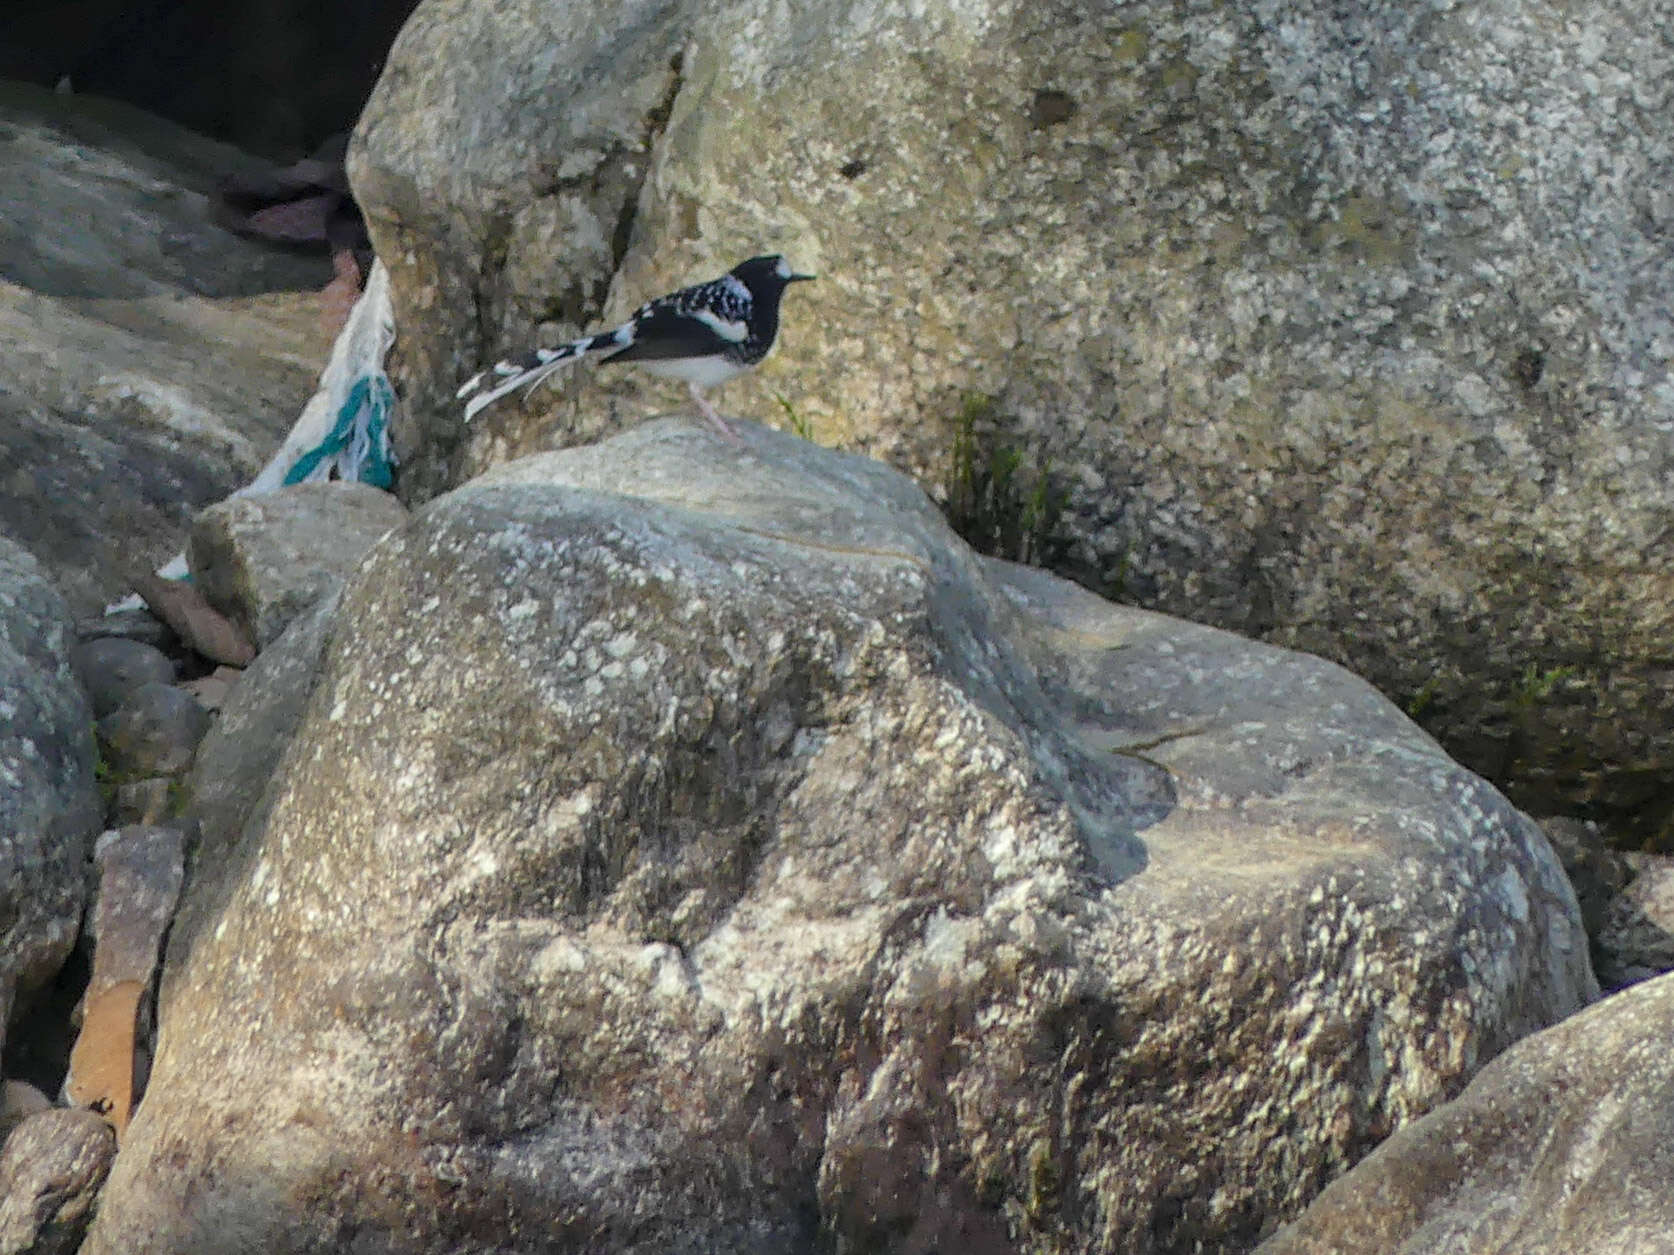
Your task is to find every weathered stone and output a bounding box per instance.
[85,827,187,995]
[71,637,177,718]
[188,482,408,649]
[85,422,1592,1255]
[124,567,255,668]
[1538,816,1631,942]
[350,0,1674,835]
[0,1081,50,1148]
[0,1108,117,1255]
[176,666,242,714]
[182,589,340,883]
[0,538,101,1055]
[75,608,176,650]
[0,83,335,616]
[96,683,211,779]
[0,82,331,301]
[114,778,176,826]
[1538,816,1674,992]
[64,826,185,1134]
[1258,971,1674,1255]
[1596,854,1674,992]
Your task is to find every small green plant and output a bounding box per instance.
[1026,1137,1062,1220]
[943,393,1068,567]
[1406,674,1443,719]
[1511,663,1577,711]
[772,392,815,441]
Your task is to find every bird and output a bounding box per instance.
[457,254,816,437]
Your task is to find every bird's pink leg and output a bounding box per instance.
[689,383,738,441]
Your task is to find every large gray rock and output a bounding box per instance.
[0,83,334,615]
[85,423,1591,1254]
[0,538,102,1052]
[0,82,329,301]
[1258,971,1674,1255]
[350,0,1674,838]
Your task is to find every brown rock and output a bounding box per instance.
[65,981,145,1136]
[123,567,255,668]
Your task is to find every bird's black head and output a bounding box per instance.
[730,254,816,294]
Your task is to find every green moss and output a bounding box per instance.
[1026,1137,1061,1219]
[1511,663,1577,711]
[166,776,190,818]
[1308,193,1416,265]
[943,394,1069,567]
[1113,27,1150,63]
[92,744,118,813]
[1405,674,1442,719]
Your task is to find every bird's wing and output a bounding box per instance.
[605,275,753,364]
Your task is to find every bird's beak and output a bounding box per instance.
[788,272,816,283]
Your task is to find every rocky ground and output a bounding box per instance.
[3,2,1674,1252]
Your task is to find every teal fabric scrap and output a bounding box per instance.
[282,375,396,489]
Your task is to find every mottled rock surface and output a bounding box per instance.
[0,537,101,1050]
[351,0,1674,835]
[0,1108,117,1255]
[0,83,333,615]
[188,482,408,649]
[1258,971,1674,1255]
[75,608,175,651]
[86,423,1591,1255]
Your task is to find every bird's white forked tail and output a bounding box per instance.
[457,352,573,422]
